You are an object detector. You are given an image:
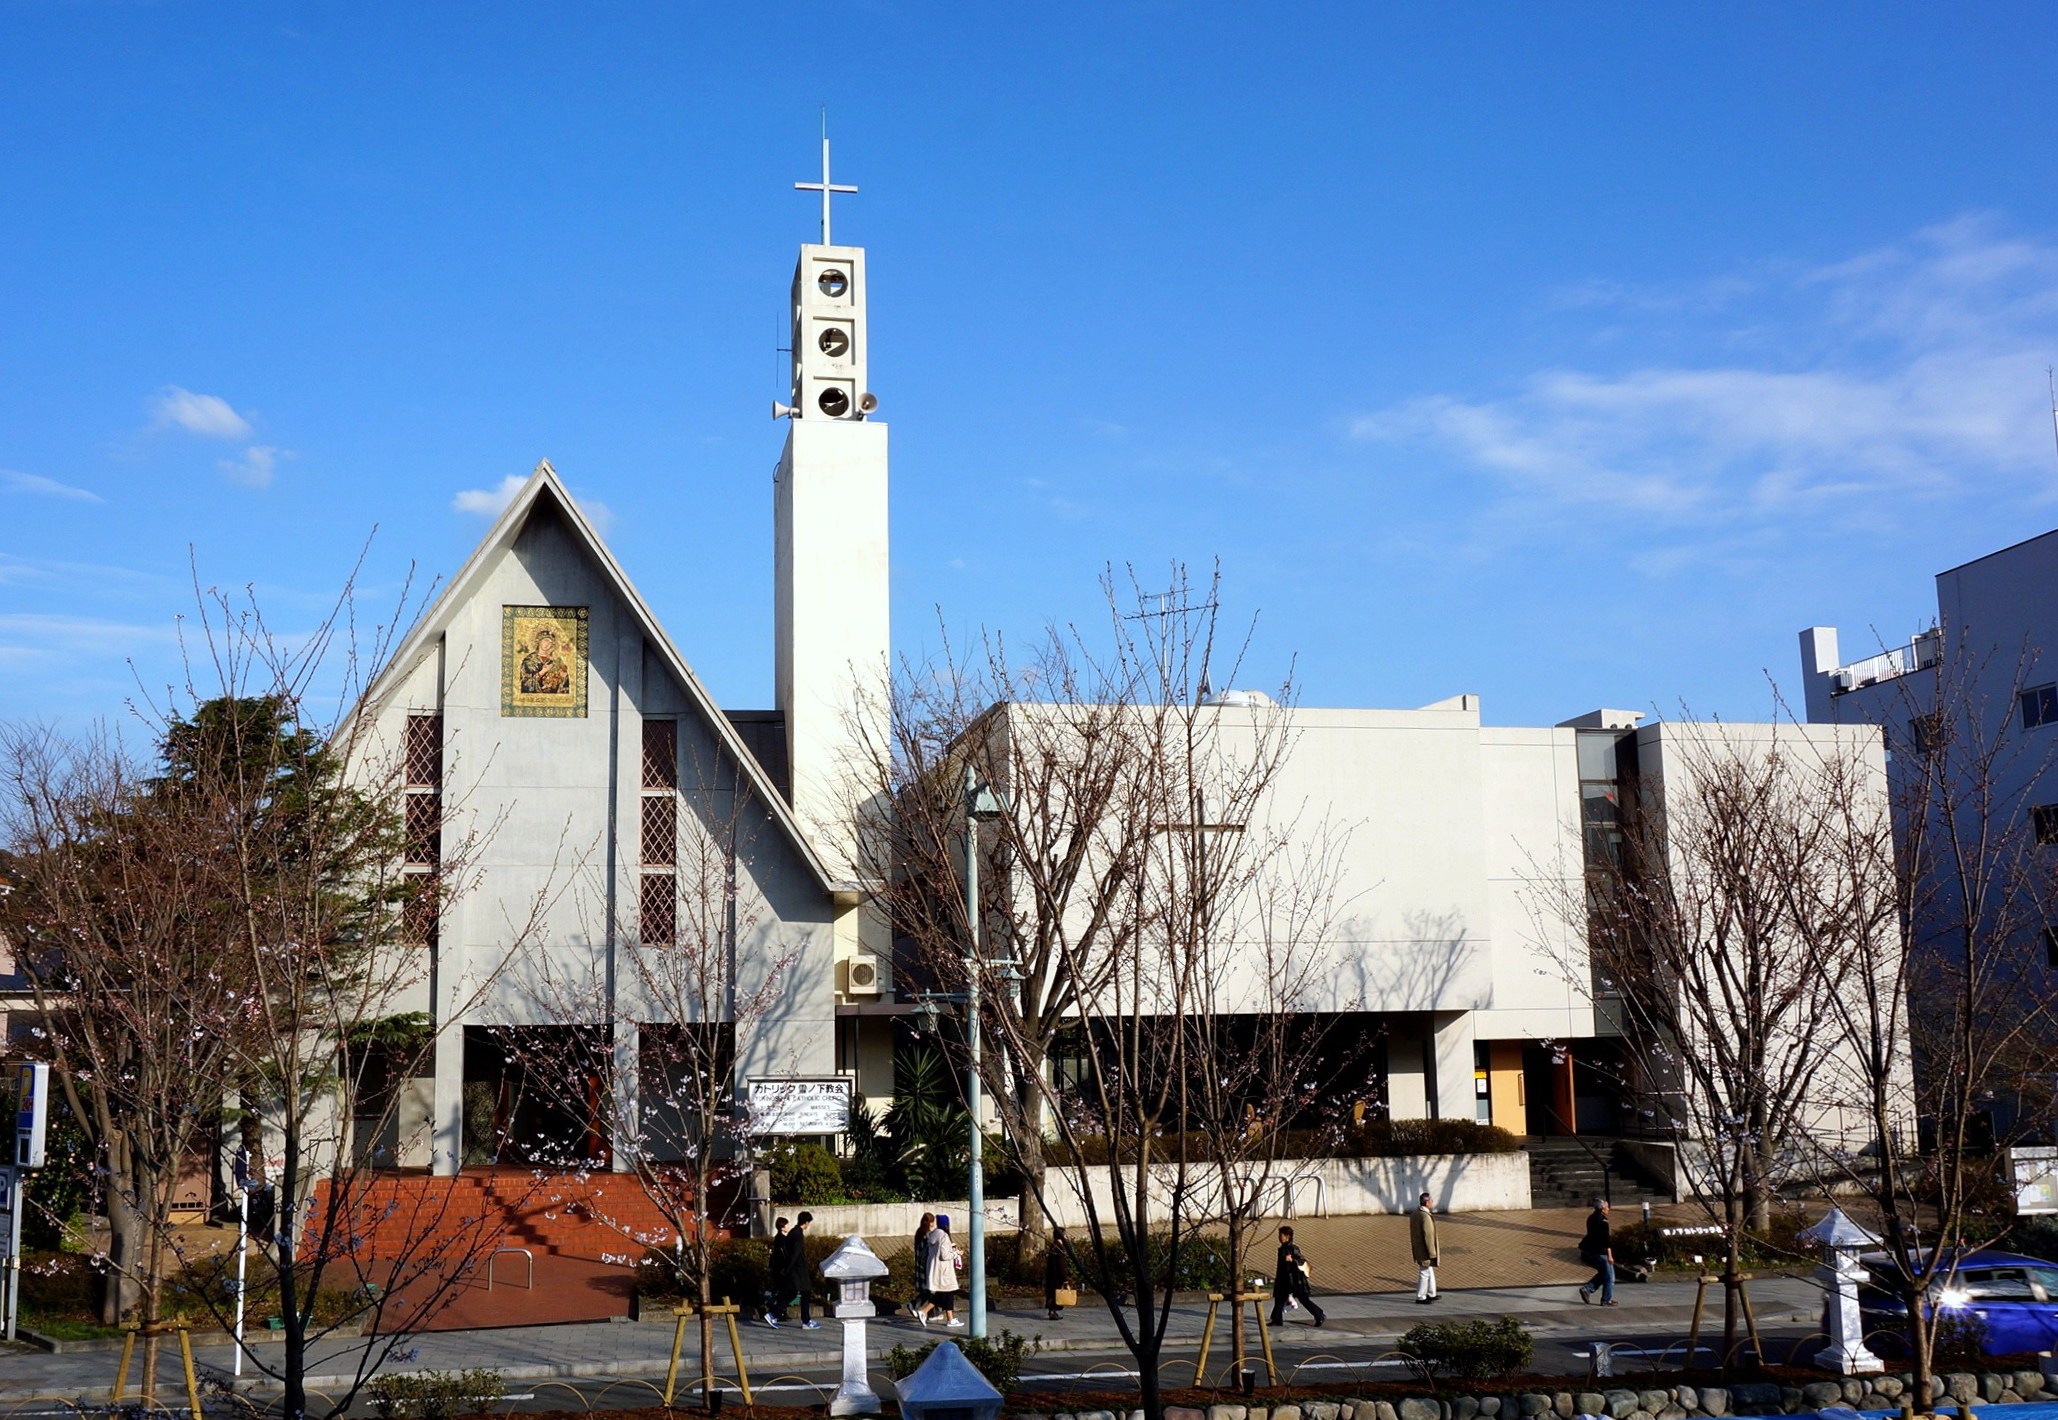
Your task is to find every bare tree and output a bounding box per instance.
[1802,643,2058,1409]
[862,565,1345,1420]
[1530,718,1883,1368]
[0,722,252,1391]
[2,569,549,1417]
[511,740,807,1404]
[156,578,551,1420]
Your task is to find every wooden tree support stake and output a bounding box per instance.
[109,1321,203,1416]
[1194,1292,1278,1388]
[663,1298,754,1408]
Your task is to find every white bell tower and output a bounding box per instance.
[774,134,888,877]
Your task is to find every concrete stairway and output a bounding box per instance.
[1524,1137,1670,1210]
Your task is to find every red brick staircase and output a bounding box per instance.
[310,1168,713,1329]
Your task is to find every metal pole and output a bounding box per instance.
[968,965,985,1338]
[965,766,987,1339]
[3,1166,21,1343]
[233,1183,248,1376]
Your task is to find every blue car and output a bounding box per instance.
[1858,1250,2058,1357]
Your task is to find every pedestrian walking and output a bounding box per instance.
[1578,1197,1617,1307]
[788,1211,819,1327]
[762,1216,792,1326]
[1266,1224,1324,1327]
[1410,1191,1439,1304]
[907,1211,937,1324]
[927,1213,965,1328]
[1044,1227,1071,1321]
[765,1211,819,1327]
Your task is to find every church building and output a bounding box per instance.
[346,155,1895,1198]
[355,153,895,1176]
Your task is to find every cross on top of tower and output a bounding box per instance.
[794,122,858,246]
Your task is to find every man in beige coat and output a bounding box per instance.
[1410,1191,1439,1303]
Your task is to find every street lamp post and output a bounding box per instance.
[917,770,1009,1339]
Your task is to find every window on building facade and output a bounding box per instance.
[2023,684,2058,731]
[1910,711,1945,755]
[641,719,678,945]
[2035,803,2058,846]
[402,713,442,946]
[2045,926,2058,969]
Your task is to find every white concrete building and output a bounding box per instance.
[338,192,1905,1179]
[353,223,897,1175]
[1798,526,2058,1131]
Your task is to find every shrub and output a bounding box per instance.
[1093,1230,1233,1294]
[707,1237,771,1309]
[2008,1215,2058,1261]
[368,1369,506,1420]
[1346,1119,1522,1158]
[768,1142,845,1205]
[1612,1209,1812,1272]
[17,1251,100,1318]
[886,1329,1040,1392]
[1399,1315,1534,1383]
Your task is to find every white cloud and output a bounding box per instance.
[453,474,527,518]
[218,445,287,488]
[3,470,102,503]
[580,499,616,538]
[150,386,253,440]
[1352,214,2058,541]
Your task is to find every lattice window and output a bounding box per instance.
[641,794,676,866]
[404,794,442,868]
[405,714,443,788]
[402,713,443,946]
[402,875,440,949]
[640,719,678,945]
[639,870,676,947]
[643,719,677,791]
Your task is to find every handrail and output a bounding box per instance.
[1531,1104,1618,1204]
[487,1246,534,1291]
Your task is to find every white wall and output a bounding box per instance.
[370,494,840,1173]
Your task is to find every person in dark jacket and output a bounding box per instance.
[786,1211,818,1327]
[765,1212,820,1327]
[1044,1227,1071,1321]
[763,1217,793,1326]
[1578,1198,1617,1306]
[1267,1224,1324,1326]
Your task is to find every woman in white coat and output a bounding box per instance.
[926,1214,964,1328]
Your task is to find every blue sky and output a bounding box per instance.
[8,4,2058,732]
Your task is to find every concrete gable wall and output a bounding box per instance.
[376,499,835,1080]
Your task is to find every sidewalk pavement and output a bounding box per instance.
[0,1274,1826,1401]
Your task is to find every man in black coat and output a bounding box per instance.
[763,1217,793,1326]
[782,1211,818,1328]
[1267,1224,1325,1326]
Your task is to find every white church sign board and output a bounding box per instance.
[2011,1147,2058,1215]
[747,1077,852,1136]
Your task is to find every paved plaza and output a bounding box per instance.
[0,1206,1827,1403]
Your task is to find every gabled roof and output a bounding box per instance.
[370,461,852,897]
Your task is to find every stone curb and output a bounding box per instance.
[1022,1371,2050,1420]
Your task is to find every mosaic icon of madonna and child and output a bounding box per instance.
[501,606,589,717]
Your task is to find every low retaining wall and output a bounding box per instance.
[1037,1152,1531,1229]
[1017,1367,2052,1420]
[793,1197,1021,1241]
[798,1153,1529,1240]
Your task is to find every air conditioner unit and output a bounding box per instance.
[845,954,883,997]
[1831,669,1858,692]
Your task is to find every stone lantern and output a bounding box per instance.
[1798,1206,1884,1375]
[820,1234,891,1416]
